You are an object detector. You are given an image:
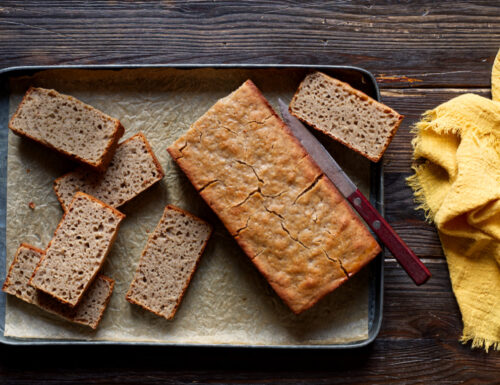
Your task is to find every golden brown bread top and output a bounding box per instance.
[168,80,381,314]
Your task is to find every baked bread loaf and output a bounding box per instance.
[30,192,125,307]
[9,87,124,171]
[54,132,164,211]
[3,244,114,329]
[126,205,212,320]
[289,71,403,162]
[168,80,381,314]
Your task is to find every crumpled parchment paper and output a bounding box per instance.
[5,68,371,345]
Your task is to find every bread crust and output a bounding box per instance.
[29,192,125,307]
[289,72,404,162]
[2,243,45,293]
[76,275,114,329]
[53,132,165,212]
[9,87,124,171]
[37,274,115,329]
[53,175,70,212]
[137,132,165,179]
[125,204,212,320]
[168,79,381,314]
[96,120,125,172]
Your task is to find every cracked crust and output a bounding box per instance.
[167,80,381,314]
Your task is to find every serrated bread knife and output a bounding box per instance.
[278,99,431,285]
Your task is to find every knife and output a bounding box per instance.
[278,99,431,285]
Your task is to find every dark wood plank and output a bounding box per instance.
[1,342,496,385]
[384,172,444,259]
[381,88,491,173]
[0,1,498,88]
[1,262,496,385]
[381,260,456,339]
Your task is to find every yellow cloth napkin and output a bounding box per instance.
[407,50,500,352]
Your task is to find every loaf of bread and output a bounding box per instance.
[126,205,212,320]
[168,80,381,314]
[30,192,125,307]
[9,87,124,171]
[3,244,114,329]
[289,71,403,162]
[54,132,164,211]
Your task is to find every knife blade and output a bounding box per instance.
[278,99,431,285]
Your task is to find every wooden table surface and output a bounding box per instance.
[0,1,499,384]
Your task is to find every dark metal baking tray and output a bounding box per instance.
[0,64,384,348]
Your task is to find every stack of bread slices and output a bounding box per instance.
[3,88,212,328]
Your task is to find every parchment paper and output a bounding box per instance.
[4,68,372,345]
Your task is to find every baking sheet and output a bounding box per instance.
[3,68,375,345]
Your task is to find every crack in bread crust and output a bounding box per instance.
[293,173,323,204]
[280,222,309,250]
[236,160,264,184]
[322,248,349,279]
[232,189,261,208]
[246,115,273,125]
[198,179,220,193]
[263,203,284,220]
[234,216,251,237]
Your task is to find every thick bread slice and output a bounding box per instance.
[9,87,124,171]
[30,192,125,307]
[167,80,381,314]
[126,205,212,320]
[289,71,403,162]
[54,132,165,211]
[2,244,114,329]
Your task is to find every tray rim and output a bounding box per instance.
[0,63,384,349]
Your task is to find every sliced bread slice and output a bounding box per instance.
[30,192,125,307]
[126,205,212,320]
[289,71,403,162]
[9,87,124,171]
[3,244,114,329]
[54,132,165,211]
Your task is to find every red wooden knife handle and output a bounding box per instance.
[347,189,431,285]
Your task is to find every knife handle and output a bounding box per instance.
[347,189,431,285]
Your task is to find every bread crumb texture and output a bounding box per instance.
[126,205,212,320]
[3,244,114,329]
[30,193,124,307]
[54,133,164,211]
[168,80,381,314]
[9,87,122,167]
[290,72,402,162]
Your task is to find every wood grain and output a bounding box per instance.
[0,1,498,88]
[1,1,499,384]
[381,88,492,173]
[384,172,444,258]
